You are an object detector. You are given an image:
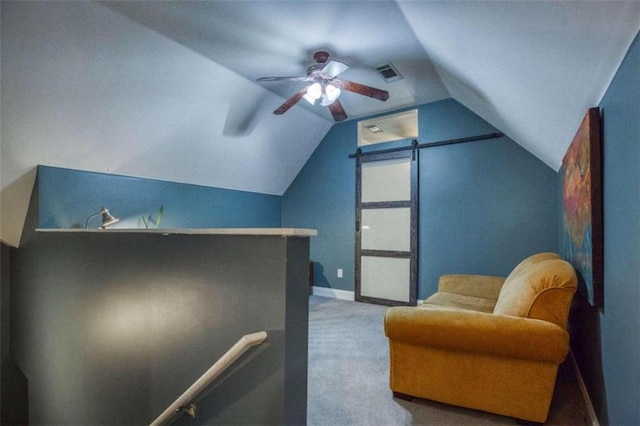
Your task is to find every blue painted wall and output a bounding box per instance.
[282,123,357,291]
[597,31,639,425]
[282,99,558,298]
[37,166,282,229]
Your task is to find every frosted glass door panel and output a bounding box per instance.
[361,158,410,202]
[361,208,411,252]
[361,256,410,302]
[356,150,417,306]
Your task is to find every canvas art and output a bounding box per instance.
[561,107,603,308]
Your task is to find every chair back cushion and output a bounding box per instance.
[507,252,560,275]
[493,255,577,328]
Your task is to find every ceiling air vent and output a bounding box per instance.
[375,63,403,83]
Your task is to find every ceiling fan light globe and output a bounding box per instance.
[320,94,335,106]
[303,93,317,105]
[306,82,322,100]
[325,84,341,102]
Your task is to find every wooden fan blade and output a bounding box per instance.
[321,60,349,78]
[257,76,310,82]
[274,89,307,115]
[340,80,389,101]
[328,99,348,122]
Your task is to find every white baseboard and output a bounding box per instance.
[569,350,599,426]
[312,286,355,301]
[311,287,424,305]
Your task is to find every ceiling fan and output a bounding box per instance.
[256,51,389,122]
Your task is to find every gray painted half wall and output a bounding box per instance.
[10,185,310,424]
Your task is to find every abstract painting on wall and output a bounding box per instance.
[561,107,603,308]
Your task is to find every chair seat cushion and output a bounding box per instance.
[421,292,496,313]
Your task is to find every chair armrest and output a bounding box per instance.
[437,274,506,300]
[384,307,569,363]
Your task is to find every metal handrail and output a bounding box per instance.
[149,331,268,426]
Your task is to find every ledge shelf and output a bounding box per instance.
[35,228,317,237]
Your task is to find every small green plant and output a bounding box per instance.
[141,205,164,229]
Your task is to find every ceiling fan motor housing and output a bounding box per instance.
[307,51,332,76]
[307,63,326,75]
[313,51,330,63]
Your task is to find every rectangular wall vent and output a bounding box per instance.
[375,63,403,82]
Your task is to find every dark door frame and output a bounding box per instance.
[355,149,418,306]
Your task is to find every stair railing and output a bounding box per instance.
[149,331,268,426]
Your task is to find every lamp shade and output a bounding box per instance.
[86,207,119,229]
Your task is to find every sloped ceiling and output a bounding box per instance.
[398,1,640,170]
[1,1,639,247]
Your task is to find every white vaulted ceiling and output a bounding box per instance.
[1,1,639,246]
[398,1,640,170]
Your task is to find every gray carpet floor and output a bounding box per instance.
[307,295,590,425]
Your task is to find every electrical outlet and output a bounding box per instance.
[337,269,343,278]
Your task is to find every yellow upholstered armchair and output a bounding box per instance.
[384,253,577,423]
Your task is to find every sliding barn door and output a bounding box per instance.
[355,150,418,306]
